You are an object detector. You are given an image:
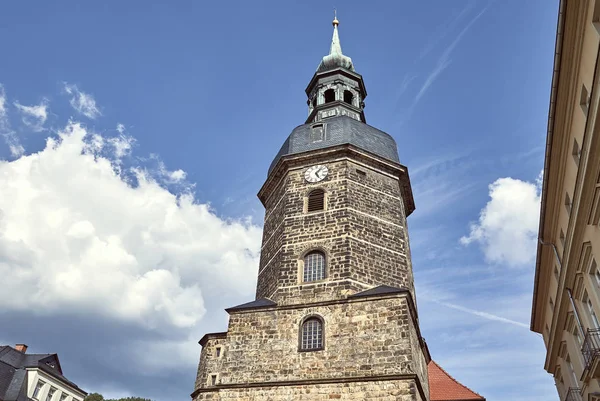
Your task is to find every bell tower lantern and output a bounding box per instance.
[306,16,367,123]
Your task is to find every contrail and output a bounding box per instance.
[432,300,529,329]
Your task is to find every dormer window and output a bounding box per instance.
[324,89,335,103]
[343,90,354,105]
[311,124,324,142]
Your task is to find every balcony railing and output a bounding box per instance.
[582,328,600,372]
[565,387,582,401]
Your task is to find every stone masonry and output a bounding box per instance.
[192,18,430,401]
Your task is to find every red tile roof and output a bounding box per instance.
[428,360,485,401]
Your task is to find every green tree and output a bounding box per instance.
[84,394,152,401]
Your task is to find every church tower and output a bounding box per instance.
[192,17,432,401]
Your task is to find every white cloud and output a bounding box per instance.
[0,86,6,121]
[0,85,24,158]
[109,134,135,159]
[0,121,262,330]
[64,83,102,119]
[460,174,541,266]
[14,98,49,132]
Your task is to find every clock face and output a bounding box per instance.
[304,165,329,183]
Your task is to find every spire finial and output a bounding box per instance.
[333,9,339,26]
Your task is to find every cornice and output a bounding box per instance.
[547,39,600,371]
[257,144,415,216]
[532,0,587,332]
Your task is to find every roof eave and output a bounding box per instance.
[531,0,566,332]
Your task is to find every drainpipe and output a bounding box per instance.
[539,239,585,335]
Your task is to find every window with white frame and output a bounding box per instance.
[32,380,45,400]
[592,259,600,287]
[566,355,578,386]
[588,296,600,328]
[574,326,583,345]
[45,387,56,401]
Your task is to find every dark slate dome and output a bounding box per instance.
[268,115,400,174]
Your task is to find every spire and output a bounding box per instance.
[330,10,342,55]
[317,12,354,72]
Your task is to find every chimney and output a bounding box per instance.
[15,344,28,353]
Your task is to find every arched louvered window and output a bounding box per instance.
[304,251,325,282]
[324,89,335,103]
[307,189,325,212]
[343,90,354,105]
[300,317,323,351]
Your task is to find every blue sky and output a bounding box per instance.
[0,1,559,400]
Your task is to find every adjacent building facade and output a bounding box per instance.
[531,0,600,400]
[192,18,485,401]
[0,344,86,401]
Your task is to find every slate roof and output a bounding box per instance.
[348,285,409,299]
[225,298,277,313]
[269,115,400,174]
[428,360,485,401]
[0,345,85,401]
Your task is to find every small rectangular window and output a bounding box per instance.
[573,139,581,165]
[310,124,324,142]
[581,84,590,114]
[565,192,572,215]
[593,0,600,33]
[215,346,221,358]
[574,327,582,345]
[46,387,56,401]
[587,297,600,328]
[210,374,217,386]
[307,189,325,212]
[32,380,45,400]
[593,259,600,286]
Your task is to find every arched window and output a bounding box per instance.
[304,251,325,282]
[324,89,335,103]
[343,90,354,105]
[307,189,325,212]
[300,317,323,350]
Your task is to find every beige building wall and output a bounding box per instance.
[532,0,600,400]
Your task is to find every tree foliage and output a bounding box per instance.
[84,393,153,401]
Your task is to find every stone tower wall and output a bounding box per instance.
[256,155,415,305]
[193,294,429,400]
[194,379,424,401]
